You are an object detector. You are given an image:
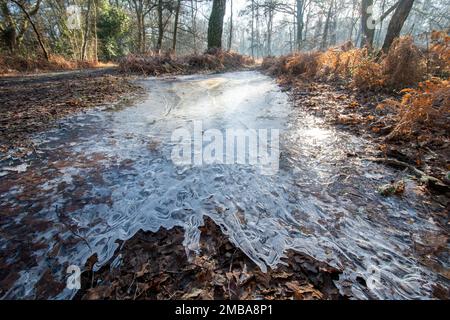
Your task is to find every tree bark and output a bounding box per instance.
[190,0,198,53]
[93,0,98,62]
[1,0,18,53]
[156,0,163,51]
[81,0,92,60]
[207,0,226,50]
[266,6,274,56]
[135,8,143,52]
[129,0,151,53]
[360,0,375,48]
[382,0,415,52]
[2,0,42,54]
[227,0,233,51]
[172,0,181,52]
[296,0,304,50]
[320,0,334,50]
[330,1,337,46]
[250,0,255,57]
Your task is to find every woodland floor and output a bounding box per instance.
[71,72,448,301]
[0,68,144,156]
[1,69,345,300]
[0,68,448,300]
[74,217,343,300]
[2,67,446,189]
[276,76,450,194]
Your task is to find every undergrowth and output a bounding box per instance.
[380,78,449,139]
[261,34,449,140]
[119,49,255,76]
[262,36,433,91]
[0,55,107,75]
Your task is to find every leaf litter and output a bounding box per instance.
[74,217,342,300]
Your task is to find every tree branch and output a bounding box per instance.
[10,0,49,60]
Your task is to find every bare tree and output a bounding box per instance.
[382,0,415,52]
[172,0,182,52]
[296,0,304,50]
[321,0,334,50]
[227,0,233,51]
[361,0,401,49]
[360,0,374,48]
[156,0,163,51]
[207,0,226,49]
[10,0,48,60]
[1,0,43,54]
[81,0,92,60]
[128,0,155,53]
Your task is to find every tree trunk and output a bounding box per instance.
[132,0,145,53]
[3,0,42,55]
[250,0,255,57]
[375,0,387,46]
[142,13,146,52]
[348,0,357,41]
[156,0,163,51]
[81,0,92,60]
[382,0,415,52]
[190,0,198,53]
[296,0,304,50]
[360,0,375,48]
[135,11,142,53]
[266,8,273,56]
[227,0,233,51]
[330,2,337,46]
[303,5,311,48]
[172,0,181,52]
[11,0,49,60]
[93,0,98,62]
[320,0,333,50]
[256,4,260,57]
[1,0,18,53]
[207,0,226,50]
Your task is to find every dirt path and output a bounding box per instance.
[0,67,117,85]
[0,71,448,300]
[0,67,143,155]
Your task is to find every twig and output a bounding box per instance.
[127,274,136,294]
[363,157,446,186]
[363,157,426,176]
[227,249,238,299]
[55,205,92,252]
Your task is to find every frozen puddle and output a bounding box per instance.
[0,71,447,299]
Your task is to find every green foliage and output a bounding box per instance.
[97,5,129,60]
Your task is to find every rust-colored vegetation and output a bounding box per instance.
[0,54,111,75]
[118,49,255,76]
[261,33,449,187]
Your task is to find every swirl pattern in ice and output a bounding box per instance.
[0,71,448,299]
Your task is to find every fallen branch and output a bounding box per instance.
[363,157,447,188]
